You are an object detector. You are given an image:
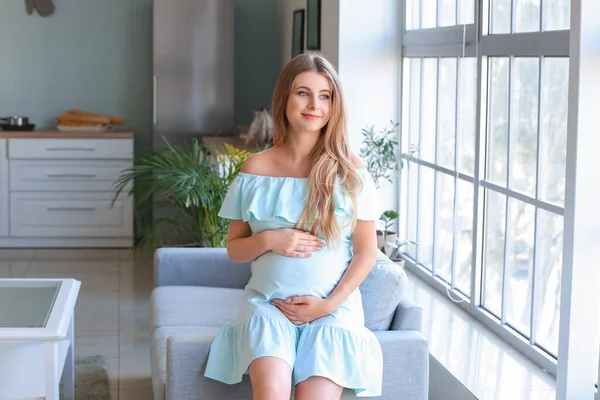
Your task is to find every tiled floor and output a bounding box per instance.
[0,248,155,400]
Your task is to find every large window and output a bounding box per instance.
[399,0,570,374]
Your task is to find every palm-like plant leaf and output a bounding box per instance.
[112,137,253,251]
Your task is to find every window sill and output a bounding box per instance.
[404,268,556,399]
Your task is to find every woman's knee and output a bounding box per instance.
[248,356,292,400]
[295,376,343,400]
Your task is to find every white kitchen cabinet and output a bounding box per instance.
[0,139,8,237]
[10,160,131,192]
[8,138,133,160]
[0,132,134,248]
[10,192,132,238]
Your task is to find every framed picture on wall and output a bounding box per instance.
[292,9,305,58]
[306,0,321,50]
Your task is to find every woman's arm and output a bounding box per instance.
[324,153,379,308]
[325,219,378,310]
[225,220,272,263]
[225,220,324,263]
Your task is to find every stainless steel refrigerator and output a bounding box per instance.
[150,0,234,233]
[153,0,235,148]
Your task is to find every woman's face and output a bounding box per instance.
[285,71,332,135]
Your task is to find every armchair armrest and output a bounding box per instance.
[375,330,429,400]
[154,247,251,289]
[390,297,423,332]
[166,334,253,400]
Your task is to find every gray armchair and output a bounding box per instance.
[150,248,428,399]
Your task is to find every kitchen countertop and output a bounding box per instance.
[0,130,134,139]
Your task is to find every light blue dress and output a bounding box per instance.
[204,168,383,397]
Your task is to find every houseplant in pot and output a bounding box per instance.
[360,120,401,255]
[379,210,399,255]
[112,138,252,252]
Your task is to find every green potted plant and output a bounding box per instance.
[112,138,252,252]
[379,210,399,254]
[360,120,420,259]
[360,120,402,256]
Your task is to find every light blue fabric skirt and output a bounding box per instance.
[204,291,383,397]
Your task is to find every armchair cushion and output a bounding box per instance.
[150,286,244,330]
[359,252,407,331]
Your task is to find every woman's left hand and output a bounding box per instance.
[272,296,334,325]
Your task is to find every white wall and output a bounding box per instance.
[338,0,400,212]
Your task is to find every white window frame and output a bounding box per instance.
[555,1,600,398]
[398,1,600,397]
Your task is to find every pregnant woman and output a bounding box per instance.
[204,52,383,399]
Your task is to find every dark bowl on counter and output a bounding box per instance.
[0,124,36,131]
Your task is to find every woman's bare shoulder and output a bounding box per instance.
[349,152,365,169]
[240,147,277,175]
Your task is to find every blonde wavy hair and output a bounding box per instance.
[271,52,362,247]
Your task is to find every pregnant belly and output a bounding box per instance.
[246,249,351,301]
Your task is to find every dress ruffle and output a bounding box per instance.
[204,315,298,384]
[294,323,383,397]
[205,315,383,397]
[218,168,380,223]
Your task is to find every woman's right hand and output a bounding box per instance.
[263,228,323,258]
